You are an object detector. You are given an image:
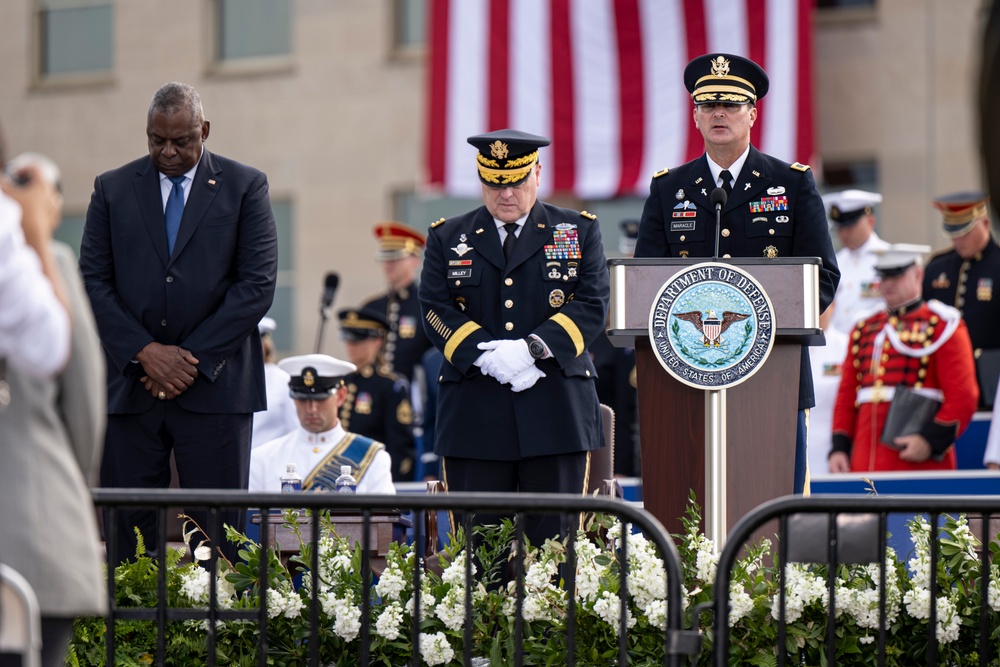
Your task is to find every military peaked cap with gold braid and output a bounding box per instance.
[278,354,357,400]
[373,222,426,261]
[338,305,389,342]
[684,53,769,105]
[467,129,551,187]
[932,191,991,238]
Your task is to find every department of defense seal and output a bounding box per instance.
[648,262,776,390]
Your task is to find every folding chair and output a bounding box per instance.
[0,563,42,667]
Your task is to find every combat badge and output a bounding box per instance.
[932,273,950,289]
[549,289,566,308]
[766,186,785,195]
[451,242,473,256]
[676,189,685,200]
[763,245,779,258]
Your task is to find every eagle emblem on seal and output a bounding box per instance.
[674,309,750,346]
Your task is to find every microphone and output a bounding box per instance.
[321,272,340,309]
[710,187,728,259]
[315,272,340,353]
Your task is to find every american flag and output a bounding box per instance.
[425,0,815,199]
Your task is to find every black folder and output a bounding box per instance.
[879,386,942,449]
[975,349,1000,410]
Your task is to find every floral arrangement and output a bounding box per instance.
[66,501,1000,666]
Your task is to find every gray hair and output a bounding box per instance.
[147,82,204,127]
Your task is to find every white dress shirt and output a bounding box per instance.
[984,375,1000,467]
[249,422,395,494]
[807,327,850,474]
[0,191,70,377]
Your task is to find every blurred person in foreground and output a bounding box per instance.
[634,53,840,493]
[829,245,978,472]
[983,376,1000,469]
[806,301,849,475]
[922,192,1000,410]
[419,129,608,546]
[0,148,106,667]
[337,306,415,480]
[249,354,395,494]
[0,129,70,376]
[251,316,298,449]
[79,82,278,564]
[823,189,891,334]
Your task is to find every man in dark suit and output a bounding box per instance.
[634,54,839,493]
[80,82,278,563]
[419,129,609,545]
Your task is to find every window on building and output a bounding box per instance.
[821,159,878,192]
[393,0,426,56]
[216,0,291,63]
[264,200,295,354]
[37,0,113,80]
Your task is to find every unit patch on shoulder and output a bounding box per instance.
[580,210,597,220]
[790,162,810,172]
[431,217,446,229]
[653,167,670,178]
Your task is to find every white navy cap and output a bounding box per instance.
[258,316,277,336]
[822,189,882,226]
[278,354,357,400]
[873,243,931,277]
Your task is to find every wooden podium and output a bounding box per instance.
[607,258,823,537]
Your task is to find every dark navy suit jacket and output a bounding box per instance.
[80,149,278,415]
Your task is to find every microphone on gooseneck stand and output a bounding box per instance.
[314,272,340,353]
[710,187,728,259]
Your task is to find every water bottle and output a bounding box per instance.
[280,463,302,493]
[334,465,357,494]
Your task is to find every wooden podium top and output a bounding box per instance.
[606,257,823,346]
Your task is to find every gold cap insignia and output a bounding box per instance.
[489,141,509,160]
[303,370,315,387]
[764,245,779,258]
[710,56,731,77]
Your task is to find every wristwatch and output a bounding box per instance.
[525,337,546,360]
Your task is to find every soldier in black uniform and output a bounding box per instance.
[361,223,434,385]
[418,129,609,545]
[634,53,840,493]
[922,192,1000,409]
[337,306,416,481]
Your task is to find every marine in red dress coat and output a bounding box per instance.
[830,246,978,472]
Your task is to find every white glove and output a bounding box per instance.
[477,339,534,384]
[510,364,546,392]
[472,351,490,368]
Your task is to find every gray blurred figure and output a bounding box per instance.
[251,316,298,448]
[0,145,107,667]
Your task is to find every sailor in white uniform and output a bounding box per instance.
[249,354,396,494]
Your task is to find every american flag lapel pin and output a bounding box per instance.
[208,179,217,185]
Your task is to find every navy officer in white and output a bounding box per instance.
[419,129,609,546]
[249,354,395,494]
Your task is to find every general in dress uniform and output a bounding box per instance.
[823,190,891,334]
[248,354,395,494]
[337,306,415,481]
[418,129,609,545]
[361,223,434,384]
[634,53,840,492]
[830,246,978,473]
[922,192,1000,409]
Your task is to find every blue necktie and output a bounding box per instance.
[164,175,186,255]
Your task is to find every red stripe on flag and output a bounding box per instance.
[488,0,509,131]
[615,0,644,196]
[745,0,767,149]
[426,0,450,186]
[682,0,707,163]
[798,0,815,163]
[550,0,575,192]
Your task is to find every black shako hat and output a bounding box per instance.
[684,53,769,105]
[467,129,550,187]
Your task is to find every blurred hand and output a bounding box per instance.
[0,163,62,247]
[895,434,932,463]
[827,451,851,473]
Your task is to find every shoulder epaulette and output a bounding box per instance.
[653,167,670,178]
[580,210,597,220]
[790,162,810,172]
[430,217,446,229]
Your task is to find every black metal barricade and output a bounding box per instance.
[89,489,699,667]
[711,495,1000,667]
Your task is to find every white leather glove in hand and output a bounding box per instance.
[510,364,546,392]
[477,339,534,384]
[472,350,490,368]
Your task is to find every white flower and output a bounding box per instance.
[441,551,476,588]
[405,585,438,622]
[179,568,210,603]
[728,582,754,627]
[434,589,467,631]
[374,603,404,640]
[418,631,455,666]
[266,587,305,619]
[590,590,636,636]
[193,545,212,562]
[376,565,407,602]
[319,593,362,641]
[770,564,828,624]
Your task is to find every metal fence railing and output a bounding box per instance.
[88,489,700,667]
[712,495,1000,667]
